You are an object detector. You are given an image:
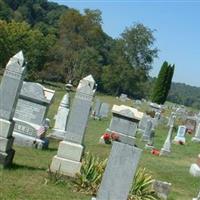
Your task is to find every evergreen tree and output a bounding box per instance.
[151,61,169,104]
[164,64,175,100]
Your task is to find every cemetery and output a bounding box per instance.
[0,52,199,200]
[1,1,200,200]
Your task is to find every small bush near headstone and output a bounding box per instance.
[129,168,159,200]
[73,152,107,195]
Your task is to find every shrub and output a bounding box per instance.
[73,152,107,195]
[129,168,159,200]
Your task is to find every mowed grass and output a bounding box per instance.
[1,84,200,200]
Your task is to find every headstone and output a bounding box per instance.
[93,107,143,200]
[149,102,162,112]
[153,111,161,128]
[50,75,96,177]
[106,105,144,145]
[0,51,26,167]
[92,98,101,119]
[50,93,70,140]
[138,114,150,133]
[193,191,200,200]
[141,119,153,142]
[145,128,155,149]
[160,115,176,156]
[189,154,200,177]
[119,93,128,102]
[192,123,200,142]
[99,103,110,118]
[152,180,171,200]
[173,125,186,144]
[13,82,55,149]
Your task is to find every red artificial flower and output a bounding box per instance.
[103,133,111,141]
[151,149,160,156]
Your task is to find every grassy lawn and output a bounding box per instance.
[0,84,200,200]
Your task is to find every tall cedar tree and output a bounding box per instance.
[164,64,175,101]
[151,61,171,104]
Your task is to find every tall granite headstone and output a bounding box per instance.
[0,51,26,167]
[192,122,200,142]
[93,106,143,200]
[50,93,70,140]
[50,75,96,177]
[99,103,110,118]
[141,119,153,142]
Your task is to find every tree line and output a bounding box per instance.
[0,0,158,99]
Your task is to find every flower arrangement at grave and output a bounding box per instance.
[178,140,184,145]
[186,128,193,135]
[151,149,160,156]
[103,132,111,144]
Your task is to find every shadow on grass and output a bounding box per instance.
[6,163,46,171]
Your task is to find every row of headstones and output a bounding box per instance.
[0,53,145,200]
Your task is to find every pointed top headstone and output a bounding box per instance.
[6,51,25,73]
[77,74,96,94]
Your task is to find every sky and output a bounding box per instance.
[51,0,200,87]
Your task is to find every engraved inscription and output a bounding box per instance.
[5,69,22,79]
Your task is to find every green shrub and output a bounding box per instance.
[73,152,107,195]
[129,168,159,200]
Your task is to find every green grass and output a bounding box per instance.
[0,85,200,200]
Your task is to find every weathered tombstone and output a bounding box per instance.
[138,114,150,133]
[192,123,200,142]
[0,51,26,167]
[119,93,128,102]
[99,103,110,118]
[160,115,176,156]
[153,111,161,128]
[173,125,186,144]
[92,107,143,200]
[145,128,155,149]
[92,98,101,119]
[189,154,200,177]
[106,105,143,145]
[149,102,162,112]
[152,180,171,200]
[50,75,96,177]
[13,82,55,149]
[141,119,153,142]
[50,93,70,140]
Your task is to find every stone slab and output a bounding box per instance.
[50,155,81,177]
[0,119,14,138]
[95,142,142,200]
[57,141,84,162]
[50,129,66,140]
[13,132,48,149]
[190,163,200,177]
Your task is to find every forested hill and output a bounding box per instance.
[168,82,200,109]
[0,0,68,35]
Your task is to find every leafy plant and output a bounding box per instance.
[73,152,107,195]
[129,168,159,200]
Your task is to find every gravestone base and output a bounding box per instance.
[50,156,82,177]
[160,148,170,156]
[192,137,200,143]
[173,136,185,144]
[50,141,83,177]
[0,149,15,167]
[189,164,200,177]
[13,132,48,149]
[0,119,15,138]
[49,129,66,140]
[0,137,14,152]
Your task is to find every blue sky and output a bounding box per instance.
[51,0,200,87]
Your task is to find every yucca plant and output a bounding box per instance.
[73,152,107,195]
[129,168,159,200]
